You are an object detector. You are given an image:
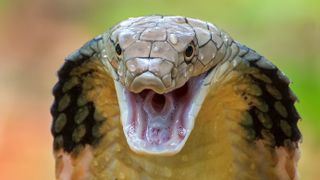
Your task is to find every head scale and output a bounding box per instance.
[103,16,230,94]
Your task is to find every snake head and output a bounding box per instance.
[102,16,230,155]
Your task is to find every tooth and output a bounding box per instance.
[177,126,187,137]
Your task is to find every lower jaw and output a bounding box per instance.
[125,87,192,155]
[114,72,212,155]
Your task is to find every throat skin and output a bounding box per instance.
[68,62,278,180]
[53,60,295,180]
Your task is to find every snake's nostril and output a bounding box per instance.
[126,58,149,74]
[127,64,136,72]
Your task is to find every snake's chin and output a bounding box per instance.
[114,71,214,156]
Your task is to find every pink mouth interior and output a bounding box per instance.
[125,76,205,150]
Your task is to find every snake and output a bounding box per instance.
[51,15,301,179]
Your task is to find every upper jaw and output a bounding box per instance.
[129,71,167,94]
[114,70,215,156]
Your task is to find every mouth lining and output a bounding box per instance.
[151,93,166,112]
[115,70,213,155]
[128,81,191,146]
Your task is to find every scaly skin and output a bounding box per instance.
[51,16,301,180]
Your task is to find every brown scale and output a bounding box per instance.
[237,44,301,149]
[51,58,107,154]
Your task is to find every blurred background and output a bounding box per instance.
[0,0,319,179]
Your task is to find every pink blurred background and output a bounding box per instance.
[0,1,91,179]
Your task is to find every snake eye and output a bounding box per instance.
[184,43,195,62]
[115,43,122,56]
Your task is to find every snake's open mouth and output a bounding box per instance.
[114,71,214,155]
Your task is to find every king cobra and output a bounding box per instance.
[51,16,301,180]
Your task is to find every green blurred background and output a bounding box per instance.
[0,0,319,179]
